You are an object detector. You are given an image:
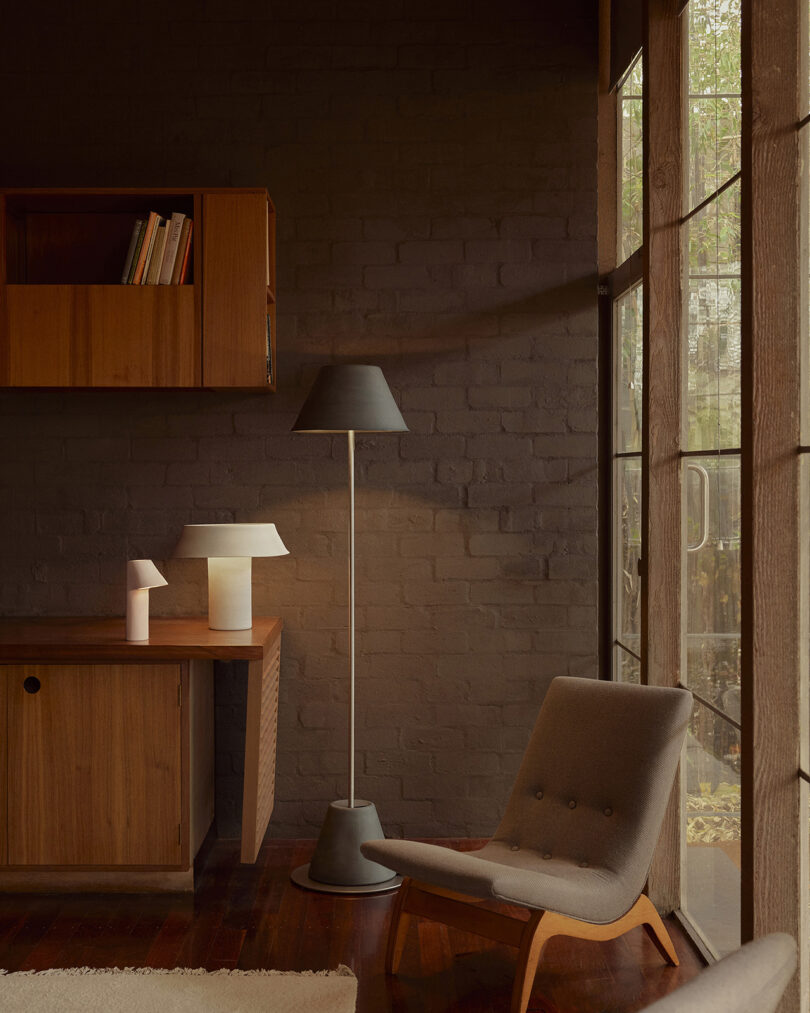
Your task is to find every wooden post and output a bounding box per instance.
[740,0,804,1009]
[642,0,683,913]
[598,0,618,280]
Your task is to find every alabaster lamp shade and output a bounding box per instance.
[173,522,288,631]
[126,559,168,642]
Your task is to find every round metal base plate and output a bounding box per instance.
[290,863,402,895]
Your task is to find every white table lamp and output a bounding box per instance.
[172,523,288,630]
[126,559,168,642]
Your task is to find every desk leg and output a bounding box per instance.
[240,638,281,863]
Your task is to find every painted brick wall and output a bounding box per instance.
[0,0,598,838]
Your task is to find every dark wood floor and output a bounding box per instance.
[0,837,704,1012]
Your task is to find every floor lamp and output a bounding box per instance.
[290,364,408,894]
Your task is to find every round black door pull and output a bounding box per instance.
[23,676,41,694]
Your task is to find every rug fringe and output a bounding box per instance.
[0,966,356,979]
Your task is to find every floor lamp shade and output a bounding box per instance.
[173,523,288,631]
[292,364,407,433]
[290,364,407,895]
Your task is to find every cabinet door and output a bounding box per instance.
[6,664,182,867]
[2,285,197,387]
[0,668,6,866]
[202,192,269,388]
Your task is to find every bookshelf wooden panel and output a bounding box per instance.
[0,188,274,391]
[1,285,197,387]
[203,191,274,389]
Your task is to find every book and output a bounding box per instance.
[145,221,168,285]
[125,221,147,284]
[266,313,273,385]
[139,214,164,285]
[158,212,185,285]
[121,219,145,284]
[131,211,159,285]
[172,218,193,285]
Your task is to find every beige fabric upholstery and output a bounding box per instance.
[640,934,797,1013]
[362,676,692,924]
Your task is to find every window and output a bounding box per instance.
[680,0,742,958]
[602,0,807,995]
[613,281,642,681]
[619,55,643,261]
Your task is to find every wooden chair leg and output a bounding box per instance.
[636,893,680,967]
[385,877,413,974]
[511,911,552,1013]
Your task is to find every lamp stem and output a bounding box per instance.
[348,429,356,809]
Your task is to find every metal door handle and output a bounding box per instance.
[686,463,710,552]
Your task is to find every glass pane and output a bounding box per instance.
[683,701,742,957]
[806,0,810,119]
[614,457,642,652]
[687,177,741,277]
[804,122,810,446]
[614,282,643,454]
[687,0,742,211]
[613,643,641,684]
[805,780,810,1013]
[686,181,742,452]
[684,456,741,719]
[619,55,643,261]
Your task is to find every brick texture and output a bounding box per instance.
[0,0,598,839]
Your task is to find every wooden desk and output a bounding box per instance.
[0,617,282,892]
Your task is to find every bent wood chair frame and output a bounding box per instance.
[386,877,679,1013]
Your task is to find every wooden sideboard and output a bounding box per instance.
[0,616,282,892]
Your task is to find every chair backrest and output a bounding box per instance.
[640,933,797,1013]
[493,677,692,903]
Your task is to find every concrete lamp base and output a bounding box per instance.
[290,800,402,895]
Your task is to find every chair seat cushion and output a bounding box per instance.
[361,838,632,924]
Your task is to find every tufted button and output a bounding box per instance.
[568,800,576,809]
[604,807,613,817]
[535,791,544,800]
[543,852,552,860]
[511,844,520,852]
[579,860,589,868]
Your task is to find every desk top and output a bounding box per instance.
[0,617,282,662]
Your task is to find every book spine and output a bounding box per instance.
[171,219,192,285]
[121,219,145,284]
[177,220,194,284]
[266,313,273,385]
[139,214,164,285]
[131,212,158,285]
[145,221,168,285]
[158,212,185,285]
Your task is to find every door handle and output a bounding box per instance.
[686,463,710,552]
[23,676,41,694]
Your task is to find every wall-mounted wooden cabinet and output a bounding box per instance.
[0,188,276,390]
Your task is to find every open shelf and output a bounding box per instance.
[3,192,196,285]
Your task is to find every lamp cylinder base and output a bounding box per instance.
[208,557,252,630]
[291,800,400,894]
[126,588,149,642]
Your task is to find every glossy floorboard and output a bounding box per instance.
[0,837,704,1012]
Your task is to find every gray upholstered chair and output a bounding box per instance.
[362,676,693,1013]
[640,933,797,1013]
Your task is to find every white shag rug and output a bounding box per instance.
[0,966,358,1012]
